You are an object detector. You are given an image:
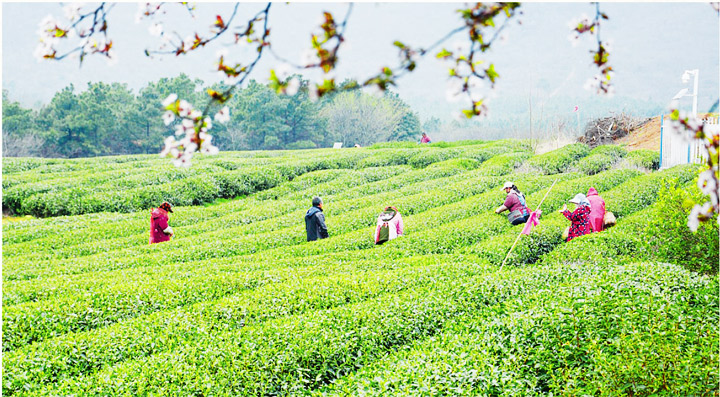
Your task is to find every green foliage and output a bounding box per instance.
[367,141,419,149]
[408,148,462,168]
[574,145,627,175]
[2,142,716,397]
[625,149,660,170]
[476,151,532,175]
[356,149,416,168]
[525,143,591,174]
[426,157,480,170]
[641,182,719,274]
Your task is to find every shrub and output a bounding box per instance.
[477,152,533,175]
[367,141,418,149]
[574,144,627,174]
[525,143,590,174]
[356,149,416,168]
[624,149,660,170]
[575,153,615,175]
[589,144,628,160]
[426,157,480,170]
[640,182,719,274]
[408,148,462,168]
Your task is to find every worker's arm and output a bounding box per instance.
[495,205,508,214]
[317,213,329,239]
[163,226,174,236]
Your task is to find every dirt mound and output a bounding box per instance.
[615,115,663,151]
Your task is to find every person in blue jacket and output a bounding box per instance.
[305,196,329,241]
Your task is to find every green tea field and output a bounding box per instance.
[2,140,718,396]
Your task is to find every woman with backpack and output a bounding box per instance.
[495,181,531,225]
[374,206,404,245]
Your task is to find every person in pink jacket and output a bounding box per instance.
[374,206,404,245]
[586,186,606,232]
[150,201,174,244]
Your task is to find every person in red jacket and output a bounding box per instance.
[586,186,606,232]
[150,201,174,244]
[560,193,592,242]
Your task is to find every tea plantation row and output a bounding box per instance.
[2,141,714,396]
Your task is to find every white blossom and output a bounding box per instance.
[181,118,195,129]
[63,3,84,21]
[178,100,192,117]
[173,155,192,168]
[697,169,718,196]
[567,33,580,47]
[445,79,464,103]
[203,117,212,131]
[162,94,178,107]
[275,63,293,80]
[183,35,195,51]
[214,106,230,123]
[149,23,163,37]
[38,15,59,33]
[300,49,320,67]
[162,111,175,126]
[215,48,229,59]
[174,124,186,136]
[189,109,202,120]
[285,78,300,96]
[105,50,118,66]
[33,43,54,62]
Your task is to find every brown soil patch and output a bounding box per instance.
[615,116,663,151]
[612,113,717,152]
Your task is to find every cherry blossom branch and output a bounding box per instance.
[158,3,272,167]
[144,3,240,56]
[35,2,117,65]
[569,2,614,96]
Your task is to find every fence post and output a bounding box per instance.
[659,115,664,169]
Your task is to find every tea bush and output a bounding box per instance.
[2,141,715,397]
[624,149,660,170]
[574,145,626,175]
[524,143,590,174]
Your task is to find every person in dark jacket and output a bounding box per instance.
[305,196,329,241]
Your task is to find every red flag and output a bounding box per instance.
[521,209,541,235]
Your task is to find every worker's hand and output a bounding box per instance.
[494,207,502,214]
[559,204,567,213]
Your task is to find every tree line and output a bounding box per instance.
[2,74,422,158]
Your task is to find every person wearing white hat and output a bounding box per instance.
[560,193,592,241]
[495,181,530,225]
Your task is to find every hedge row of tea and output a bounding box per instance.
[2,141,716,396]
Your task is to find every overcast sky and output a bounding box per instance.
[2,2,719,123]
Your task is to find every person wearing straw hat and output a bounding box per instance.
[560,193,592,242]
[149,201,174,244]
[495,181,530,225]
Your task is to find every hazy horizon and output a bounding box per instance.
[3,2,719,127]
